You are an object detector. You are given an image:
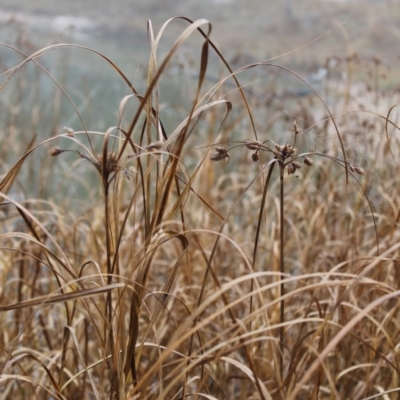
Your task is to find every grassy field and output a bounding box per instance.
[1,12,400,400]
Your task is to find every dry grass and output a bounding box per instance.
[1,17,400,400]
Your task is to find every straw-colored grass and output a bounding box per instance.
[1,18,400,400]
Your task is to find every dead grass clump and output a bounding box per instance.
[1,17,400,400]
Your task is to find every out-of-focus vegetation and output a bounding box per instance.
[1,0,400,71]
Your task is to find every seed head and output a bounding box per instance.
[48,147,64,156]
[275,143,296,159]
[292,161,301,169]
[354,166,365,175]
[63,127,75,137]
[245,141,261,151]
[304,157,313,166]
[251,151,260,162]
[291,120,302,135]
[287,163,297,175]
[349,164,365,175]
[210,147,230,164]
[90,151,121,182]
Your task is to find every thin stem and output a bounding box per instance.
[250,162,276,325]
[104,185,117,395]
[279,161,285,382]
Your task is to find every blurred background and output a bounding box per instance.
[1,0,398,67]
[0,0,398,148]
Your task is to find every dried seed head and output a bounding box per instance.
[291,120,302,135]
[63,127,75,137]
[287,160,303,175]
[210,147,230,164]
[349,164,356,172]
[92,151,121,181]
[292,161,301,169]
[304,157,313,166]
[245,141,261,151]
[354,166,365,175]
[48,147,64,156]
[287,163,297,175]
[276,143,297,159]
[287,145,296,156]
[252,151,260,162]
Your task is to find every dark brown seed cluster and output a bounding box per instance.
[245,141,262,162]
[275,143,297,160]
[251,151,260,162]
[210,147,230,164]
[304,157,314,166]
[245,141,262,151]
[287,161,302,175]
[93,152,120,178]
